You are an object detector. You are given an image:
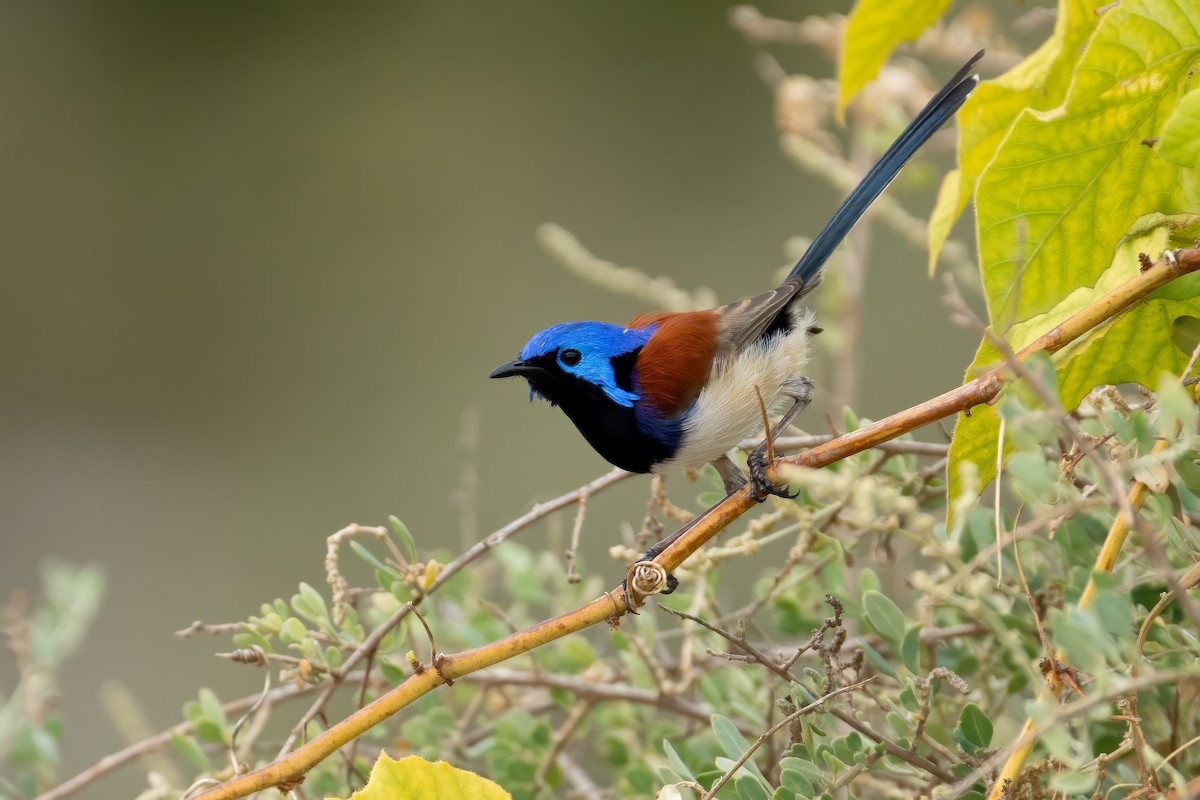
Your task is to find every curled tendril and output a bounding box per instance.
[625,560,670,610]
[223,646,268,667]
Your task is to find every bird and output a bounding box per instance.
[491,52,982,503]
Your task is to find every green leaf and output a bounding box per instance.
[197,689,227,735]
[860,641,897,678]
[281,617,308,645]
[899,624,922,674]
[712,714,750,761]
[712,716,768,785]
[857,567,881,595]
[350,540,399,579]
[927,169,961,275]
[231,628,273,654]
[1160,87,1200,167]
[736,774,771,800]
[294,582,329,623]
[662,738,695,781]
[1053,607,1117,672]
[779,770,812,798]
[388,516,418,564]
[862,590,907,644]
[951,211,1200,508]
[886,710,913,737]
[324,645,344,669]
[340,752,511,799]
[779,756,821,780]
[956,703,993,751]
[837,0,952,115]
[553,637,597,673]
[1173,316,1200,370]
[168,731,210,772]
[1050,769,1096,794]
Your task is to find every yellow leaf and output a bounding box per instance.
[336,752,511,800]
[927,168,961,276]
[837,0,952,117]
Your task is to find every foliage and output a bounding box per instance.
[0,563,104,798]
[25,3,1200,800]
[943,0,1200,508]
[837,0,953,117]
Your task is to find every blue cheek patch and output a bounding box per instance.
[601,383,639,408]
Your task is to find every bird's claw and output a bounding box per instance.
[747,449,798,501]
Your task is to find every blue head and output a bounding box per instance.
[490,321,654,407]
[489,321,681,474]
[491,319,689,474]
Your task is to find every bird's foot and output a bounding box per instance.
[747,448,798,501]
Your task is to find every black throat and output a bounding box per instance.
[526,375,673,474]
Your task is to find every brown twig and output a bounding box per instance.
[459,668,757,735]
[534,701,594,793]
[563,486,589,584]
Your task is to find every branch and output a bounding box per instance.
[190,247,1200,800]
[459,668,758,736]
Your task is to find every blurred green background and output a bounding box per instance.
[0,2,977,796]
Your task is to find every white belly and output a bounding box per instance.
[657,309,814,472]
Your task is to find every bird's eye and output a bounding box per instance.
[560,348,582,366]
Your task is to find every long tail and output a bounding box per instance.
[788,50,983,284]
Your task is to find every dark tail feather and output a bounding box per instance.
[788,50,983,285]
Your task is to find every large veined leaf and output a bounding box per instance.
[947,0,1200,507]
[948,213,1200,508]
[837,0,952,116]
[928,0,1102,274]
[1160,87,1200,168]
[338,753,511,800]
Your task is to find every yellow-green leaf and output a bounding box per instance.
[837,0,952,116]
[1160,86,1200,167]
[950,214,1200,508]
[929,0,1102,270]
[947,0,1200,507]
[338,753,511,800]
[927,168,961,275]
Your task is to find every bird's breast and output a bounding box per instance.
[657,310,815,472]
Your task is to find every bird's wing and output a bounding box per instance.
[627,309,721,416]
[711,274,818,355]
